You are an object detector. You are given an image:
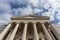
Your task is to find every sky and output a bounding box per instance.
[0,0,60,24]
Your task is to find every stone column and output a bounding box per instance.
[22,23,28,40]
[41,23,52,40]
[33,23,39,40]
[48,28,56,40]
[9,24,19,40]
[0,24,11,40]
[50,24,60,40]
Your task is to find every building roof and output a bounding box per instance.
[11,14,50,20]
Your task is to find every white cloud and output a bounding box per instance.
[0,13,12,24]
[0,1,12,24]
[58,22,60,24]
[42,12,55,21]
[28,0,39,7]
[55,12,60,20]
[44,3,50,9]
[42,7,55,21]
[34,8,42,13]
[14,5,33,15]
[0,3,11,13]
[0,0,60,24]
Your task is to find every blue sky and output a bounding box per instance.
[0,0,60,24]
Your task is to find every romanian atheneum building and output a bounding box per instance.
[0,14,60,40]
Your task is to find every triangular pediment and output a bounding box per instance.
[20,14,37,18]
[11,14,50,20]
[22,14,37,17]
[22,16,34,18]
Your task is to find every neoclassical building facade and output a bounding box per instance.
[0,14,60,40]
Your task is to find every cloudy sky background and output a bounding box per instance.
[0,0,60,24]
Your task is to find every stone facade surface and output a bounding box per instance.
[0,14,60,40]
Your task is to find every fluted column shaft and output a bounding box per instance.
[9,24,19,40]
[42,23,52,40]
[22,23,28,40]
[0,24,11,40]
[33,23,39,40]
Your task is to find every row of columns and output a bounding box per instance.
[50,24,60,40]
[42,23,52,40]
[9,24,19,40]
[0,22,53,40]
[0,24,11,40]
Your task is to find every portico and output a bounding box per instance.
[0,14,59,40]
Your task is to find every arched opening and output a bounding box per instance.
[27,22,33,40]
[14,22,25,40]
